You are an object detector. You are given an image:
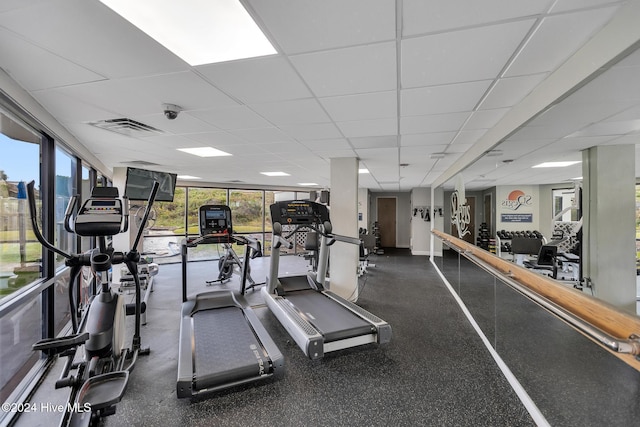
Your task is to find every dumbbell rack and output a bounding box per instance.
[495,230,545,258]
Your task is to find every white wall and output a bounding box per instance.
[358,188,369,231]
[495,185,541,232]
[410,187,431,255]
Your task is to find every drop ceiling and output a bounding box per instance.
[1,0,639,191]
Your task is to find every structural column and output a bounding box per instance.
[582,145,636,312]
[329,157,359,301]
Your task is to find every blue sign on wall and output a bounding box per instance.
[501,213,533,223]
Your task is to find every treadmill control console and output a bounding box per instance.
[198,205,232,244]
[270,200,329,225]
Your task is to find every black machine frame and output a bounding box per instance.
[262,200,391,360]
[26,180,159,427]
[176,204,283,398]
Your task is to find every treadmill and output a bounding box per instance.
[177,205,284,398]
[261,200,391,360]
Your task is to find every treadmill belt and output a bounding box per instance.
[193,307,267,390]
[285,290,373,342]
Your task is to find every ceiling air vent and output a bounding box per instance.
[226,180,244,183]
[122,160,161,167]
[88,118,163,136]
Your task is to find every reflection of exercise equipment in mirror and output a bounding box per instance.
[506,183,585,291]
[119,257,159,325]
[132,204,157,229]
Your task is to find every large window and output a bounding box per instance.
[0,114,42,300]
[54,147,77,265]
[0,110,42,407]
[142,187,186,263]
[184,187,227,261]
[229,190,263,233]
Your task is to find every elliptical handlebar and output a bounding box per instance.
[26,180,72,260]
[63,195,77,234]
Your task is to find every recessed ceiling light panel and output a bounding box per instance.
[100,0,277,65]
[177,147,232,157]
[532,161,581,168]
[261,171,290,177]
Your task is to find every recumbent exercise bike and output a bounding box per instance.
[26,180,159,427]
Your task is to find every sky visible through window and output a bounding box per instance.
[0,133,39,182]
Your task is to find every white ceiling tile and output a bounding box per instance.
[0,28,104,91]
[336,118,397,138]
[249,99,330,125]
[452,129,487,145]
[400,112,470,135]
[355,147,399,162]
[401,132,457,147]
[315,149,358,159]
[561,66,640,104]
[261,142,314,154]
[230,127,296,143]
[604,104,640,122]
[301,138,352,151]
[183,131,248,146]
[0,0,188,78]
[402,20,535,88]
[505,6,620,76]
[401,80,492,116]
[30,90,116,123]
[464,108,510,130]
[190,106,271,130]
[197,56,312,104]
[247,0,395,54]
[38,71,238,118]
[400,146,447,162]
[379,183,401,191]
[614,48,640,68]
[349,136,398,149]
[279,123,343,140]
[446,143,474,153]
[566,120,640,138]
[402,0,554,36]
[199,142,269,157]
[319,91,397,122]
[549,0,625,13]
[135,113,220,135]
[290,42,396,97]
[479,73,548,109]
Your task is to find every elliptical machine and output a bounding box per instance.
[26,180,159,427]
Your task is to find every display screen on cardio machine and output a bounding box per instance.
[75,198,123,236]
[270,200,329,225]
[199,205,232,237]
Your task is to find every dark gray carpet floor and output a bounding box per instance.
[106,249,533,427]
